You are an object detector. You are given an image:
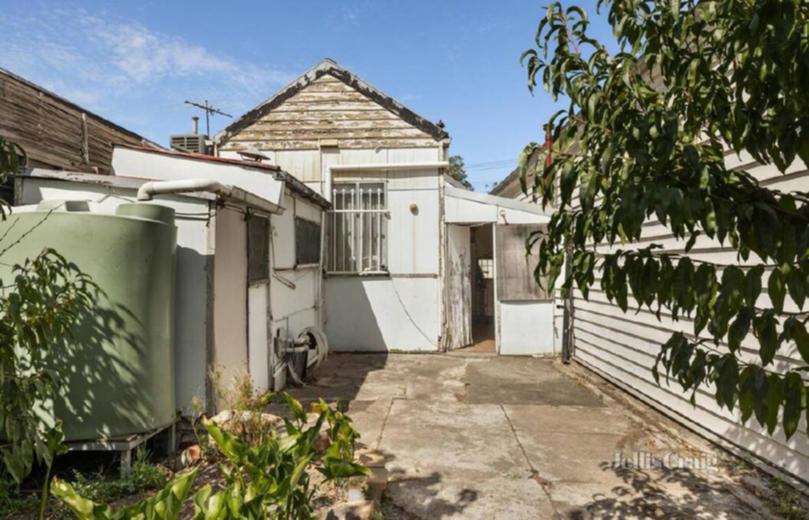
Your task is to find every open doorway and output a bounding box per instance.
[468,224,496,352]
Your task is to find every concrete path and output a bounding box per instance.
[287,354,771,519]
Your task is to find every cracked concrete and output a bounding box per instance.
[288,353,774,519]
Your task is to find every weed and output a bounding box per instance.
[769,478,808,520]
[54,393,367,519]
[0,477,38,517]
[69,449,169,503]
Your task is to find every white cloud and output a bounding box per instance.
[78,14,237,82]
[0,7,293,121]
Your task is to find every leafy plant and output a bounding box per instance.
[193,393,367,519]
[0,250,98,483]
[769,477,808,520]
[0,474,39,517]
[53,393,367,519]
[447,155,473,190]
[0,136,99,520]
[69,450,169,503]
[51,468,197,520]
[520,1,809,438]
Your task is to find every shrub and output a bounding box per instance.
[53,393,368,519]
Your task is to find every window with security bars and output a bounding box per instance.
[328,182,389,273]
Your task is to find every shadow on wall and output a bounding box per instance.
[323,278,391,352]
[324,276,440,352]
[50,286,170,442]
[174,244,210,414]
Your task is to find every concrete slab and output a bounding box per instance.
[290,354,776,519]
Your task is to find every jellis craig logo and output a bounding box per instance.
[610,451,719,472]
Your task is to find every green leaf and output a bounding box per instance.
[51,478,112,519]
[744,266,763,308]
[768,267,786,312]
[319,459,370,480]
[790,322,809,364]
[765,375,784,435]
[754,312,778,365]
[786,266,806,309]
[716,356,739,409]
[783,373,804,439]
[283,393,308,424]
[738,366,755,424]
[728,308,751,353]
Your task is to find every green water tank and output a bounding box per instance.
[0,201,177,442]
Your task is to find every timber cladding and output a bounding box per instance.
[0,68,149,174]
[220,75,437,151]
[217,60,448,152]
[495,224,551,301]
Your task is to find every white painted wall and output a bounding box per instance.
[212,208,248,395]
[498,302,555,355]
[269,191,324,356]
[16,177,213,414]
[324,166,442,351]
[113,146,285,206]
[248,283,270,392]
[325,276,440,351]
[232,146,446,352]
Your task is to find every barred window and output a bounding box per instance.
[328,182,388,273]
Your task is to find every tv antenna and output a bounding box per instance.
[184,100,232,137]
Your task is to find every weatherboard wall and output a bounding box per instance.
[569,153,809,482]
[0,69,147,175]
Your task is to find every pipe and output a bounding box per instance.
[137,178,283,215]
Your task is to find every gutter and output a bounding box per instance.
[137,179,284,215]
[328,161,449,173]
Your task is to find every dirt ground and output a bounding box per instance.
[282,352,804,519]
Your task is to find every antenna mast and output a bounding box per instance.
[184,100,232,137]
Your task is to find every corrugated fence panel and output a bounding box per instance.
[572,153,809,483]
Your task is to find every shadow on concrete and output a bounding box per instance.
[278,353,392,407]
[567,463,750,519]
[374,450,479,519]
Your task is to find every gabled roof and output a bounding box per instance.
[215,58,449,145]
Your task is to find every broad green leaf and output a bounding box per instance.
[768,268,786,313]
[728,309,751,353]
[283,392,307,424]
[783,373,804,439]
[791,323,809,364]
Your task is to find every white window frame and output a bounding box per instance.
[328,180,390,275]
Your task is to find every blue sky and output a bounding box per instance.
[1,1,614,191]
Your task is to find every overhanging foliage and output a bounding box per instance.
[520,0,809,438]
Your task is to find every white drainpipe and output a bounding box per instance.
[136,179,283,215]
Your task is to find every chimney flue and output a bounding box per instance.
[192,116,199,135]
